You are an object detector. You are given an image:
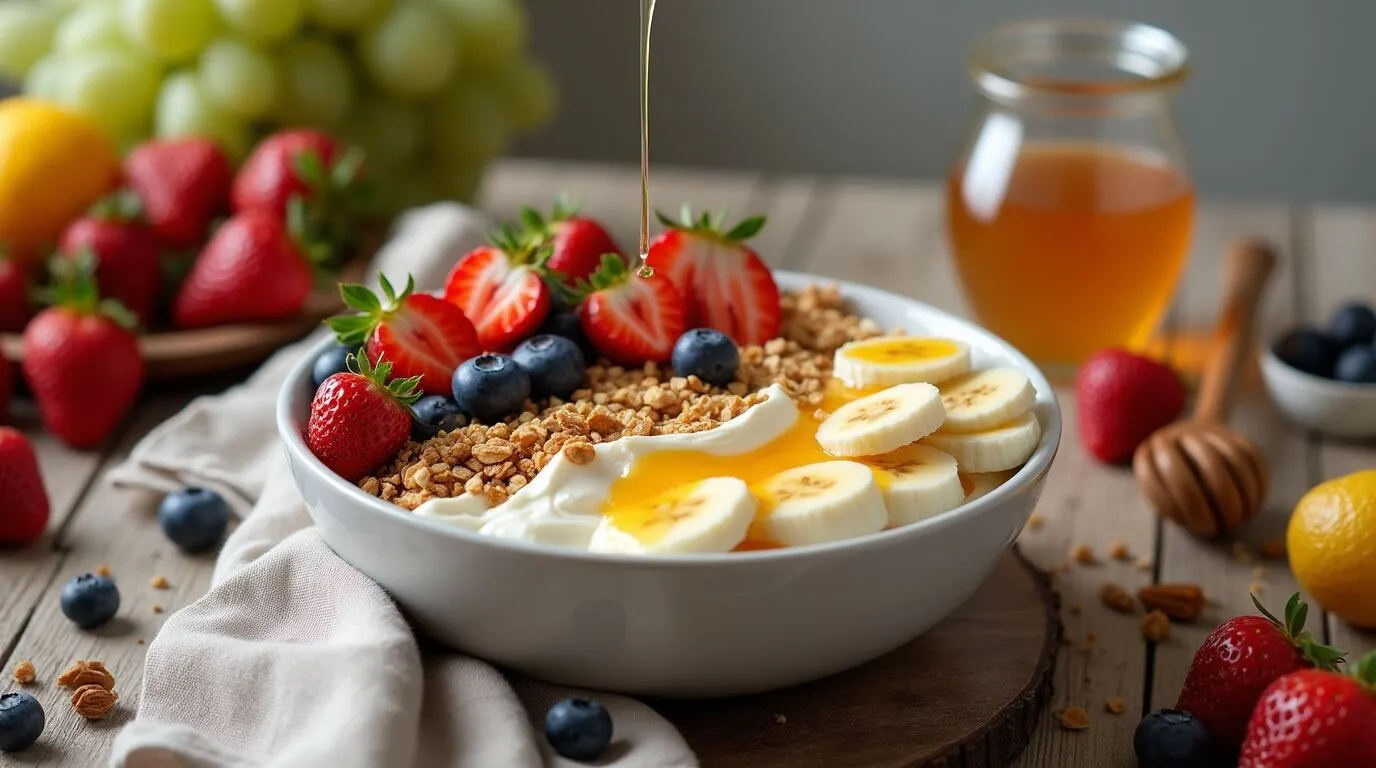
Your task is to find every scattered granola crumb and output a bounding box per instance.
[150,575,170,589]
[1108,540,1131,561]
[11,660,36,685]
[772,713,787,724]
[71,684,118,720]
[1099,583,1136,614]
[1026,513,1046,531]
[57,660,114,691]
[1258,537,1288,560]
[1141,610,1171,642]
[1231,541,1253,563]
[1070,544,1097,565]
[1134,555,1153,572]
[1137,583,1206,621]
[151,604,164,614]
[1059,706,1091,731]
[95,564,112,578]
[1105,697,1127,715]
[136,639,146,645]
[1067,603,1082,615]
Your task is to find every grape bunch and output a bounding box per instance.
[0,0,554,214]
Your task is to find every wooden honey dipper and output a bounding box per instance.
[1132,239,1277,538]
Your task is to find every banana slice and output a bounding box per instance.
[588,477,756,555]
[922,412,1041,474]
[834,336,972,388]
[961,469,1018,502]
[866,444,965,526]
[939,368,1036,434]
[753,461,887,546]
[815,382,945,457]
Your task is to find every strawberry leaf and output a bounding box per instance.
[1354,651,1376,688]
[1259,592,1347,672]
[351,351,422,406]
[89,188,144,222]
[724,215,767,242]
[340,283,382,314]
[330,146,366,188]
[519,206,546,235]
[292,150,328,188]
[1252,591,1286,629]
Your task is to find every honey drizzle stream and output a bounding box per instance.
[635,0,656,278]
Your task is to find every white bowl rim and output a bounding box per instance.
[276,270,1064,569]
[1261,345,1376,396]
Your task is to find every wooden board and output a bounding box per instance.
[657,550,1061,768]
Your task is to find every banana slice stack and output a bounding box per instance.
[921,368,1041,473]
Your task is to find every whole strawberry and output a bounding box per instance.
[1238,653,1376,767]
[1176,593,1344,751]
[1074,348,1187,463]
[519,195,623,287]
[0,253,28,332]
[22,260,144,449]
[124,138,232,250]
[306,353,421,481]
[58,192,163,328]
[172,210,322,329]
[232,129,365,257]
[0,427,50,545]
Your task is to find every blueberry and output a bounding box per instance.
[0,692,44,752]
[1335,345,1376,384]
[1133,708,1212,768]
[312,345,355,388]
[452,354,531,424]
[539,310,598,362]
[59,573,120,629]
[158,487,231,553]
[1328,301,1376,349]
[671,328,740,387]
[544,697,613,762]
[1273,327,1342,378]
[411,395,467,440]
[513,334,588,399]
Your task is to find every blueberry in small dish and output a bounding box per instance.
[1272,327,1342,379]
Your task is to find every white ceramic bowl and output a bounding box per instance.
[277,272,1063,697]
[1260,347,1376,439]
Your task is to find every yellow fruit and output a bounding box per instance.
[1287,469,1376,628]
[0,98,120,270]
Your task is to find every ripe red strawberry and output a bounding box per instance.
[645,207,780,345]
[58,192,163,328]
[0,253,28,332]
[442,226,551,351]
[306,353,421,481]
[327,274,481,396]
[519,196,623,287]
[1238,653,1376,767]
[0,427,50,545]
[577,254,687,364]
[123,138,232,250]
[172,210,321,329]
[22,260,144,449]
[1074,348,1187,463]
[1176,593,1344,751]
[232,129,364,254]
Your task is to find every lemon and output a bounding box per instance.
[0,98,120,269]
[1288,469,1376,628]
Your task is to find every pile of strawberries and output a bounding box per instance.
[0,128,367,450]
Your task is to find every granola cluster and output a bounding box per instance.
[361,285,885,510]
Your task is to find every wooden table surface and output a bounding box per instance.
[2,158,1374,767]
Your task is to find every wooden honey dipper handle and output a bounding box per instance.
[1194,238,1278,423]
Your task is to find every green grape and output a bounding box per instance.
[359,4,457,99]
[433,0,526,72]
[307,0,389,32]
[55,2,136,55]
[121,0,218,63]
[212,0,304,43]
[275,36,356,127]
[488,57,555,131]
[199,39,278,119]
[59,50,161,136]
[346,92,421,170]
[24,56,67,102]
[155,71,250,161]
[0,1,65,80]
[427,81,509,164]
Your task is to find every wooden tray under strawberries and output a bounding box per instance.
[0,255,369,381]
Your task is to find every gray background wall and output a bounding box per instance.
[513,0,1376,203]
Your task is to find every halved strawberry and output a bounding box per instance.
[442,226,551,351]
[519,194,623,287]
[576,254,686,364]
[327,274,481,396]
[645,206,781,345]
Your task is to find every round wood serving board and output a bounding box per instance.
[654,549,1061,768]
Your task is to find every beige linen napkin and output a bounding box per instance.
[105,203,698,768]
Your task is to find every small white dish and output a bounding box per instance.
[1260,347,1376,439]
[277,271,1063,697]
